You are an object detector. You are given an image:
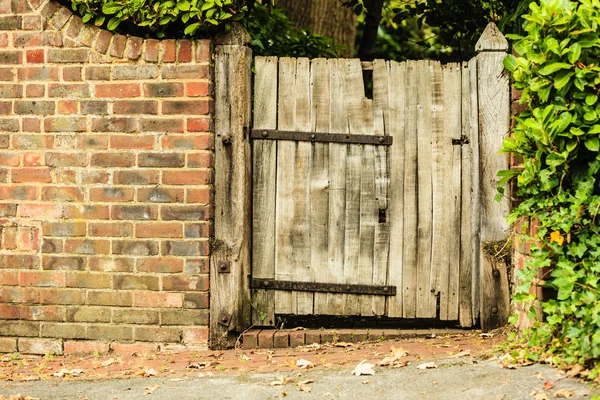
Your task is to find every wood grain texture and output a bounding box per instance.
[402,60,419,318]
[251,56,278,326]
[477,27,511,330]
[274,57,297,315]
[385,60,406,318]
[311,58,332,316]
[210,45,252,348]
[416,61,435,319]
[292,57,314,315]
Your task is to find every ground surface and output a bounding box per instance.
[0,331,598,399]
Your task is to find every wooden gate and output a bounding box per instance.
[209,23,510,346]
[249,25,510,329]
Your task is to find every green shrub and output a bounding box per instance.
[501,0,600,374]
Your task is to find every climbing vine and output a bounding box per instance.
[501,0,600,376]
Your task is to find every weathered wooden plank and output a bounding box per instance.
[311,58,332,316]
[324,58,348,315]
[372,59,392,316]
[210,45,252,348]
[443,63,462,321]
[251,56,278,326]
[343,59,365,316]
[402,60,419,318]
[477,24,511,331]
[468,57,481,326]
[458,60,476,327]
[429,61,450,320]
[385,60,406,318]
[358,98,378,316]
[416,61,435,318]
[274,57,297,315]
[291,57,313,315]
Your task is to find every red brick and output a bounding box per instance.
[63,204,110,220]
[143,82,183,97]
[44,116,87,132]
[187,152,213,168]
[162,39,176,62]
[62,66,82,82]
[109,34,127,58]
[140,118,184,133]
[20,305,65,321]
[94,30,112,54]
[0,338,17,353]
[12,167,51,183]
[0,83,22,98]
[113,170,159,185]
[162,134,212,150]
[113,274,158,290]
[162,100,209,115]
[186,82,209,97]
[87,290,132,306]
[113,100,158,115]
[137,257,184,273]
[38,289,84,305]
[112,205,158,221]
[109,135,155,149]
[49,84,89,98]
[22,15,42,31]
[41,186,84,202]
[45,152,87,167]
[162,275,208,291]
[18,339,62,355]
[20,118,42,132]
[64,341,109,355]
[163,170,211,185]
[42,256,85,271]
[138,187,184,203]
[18,203,62,218]
[136,222,182,238]
[19,271,64,287]
[161,65,208,79]
[0,270,18,285]
[0,185,38,200]
[0,151,19,166]
[89,222,132,237]
[110,342,158,355]
[90,153,135,167]
[95,83,140,98]
[183,292,208,309]
[195,40,211,62]
[0,304,19,319]
[290,331,306,347]
[125,36,143,60]
[161,205,210,221]
[89,187,135,203]
[81,171,109,184]
[112,240,159,256]
[242,330,260,349]
[25,49,44,63]
[64,239,110,255]
[91,117,137,133]
[258,330,275,348]
[144,39,159,63]
[182,327,208,344]
[0,286,38,303]
[133,291,182,308]
[65,272,111,289]
[17,66,59,81]
[23,152,41,166]
[57,100,78,114]
[274,331,290,348]
[0,255,39,269]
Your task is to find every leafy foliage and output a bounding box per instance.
[501,0,600,375]
[62,0,342,57]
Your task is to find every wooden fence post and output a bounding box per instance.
[476,22,512,331]
[210,26,253,348]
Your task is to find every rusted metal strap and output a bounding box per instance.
[251,279,396,296]
[251,129,393,146]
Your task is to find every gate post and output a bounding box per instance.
[210,25,253,348]
[475,23,512,331]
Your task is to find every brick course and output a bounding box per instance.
[0,0,213,352]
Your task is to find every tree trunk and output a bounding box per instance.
[277,0,357,57]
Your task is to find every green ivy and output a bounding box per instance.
[501,0,600,376]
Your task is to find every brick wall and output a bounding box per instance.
[0,0,213,354]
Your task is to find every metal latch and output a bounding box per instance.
[452,135,469,146]
[217,311,231,327]
[217,261,231,273]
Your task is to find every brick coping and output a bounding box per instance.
[242,328,471,349]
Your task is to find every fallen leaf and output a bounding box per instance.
[334,342,353,348]
[554,389,575,398]
[169,378,184,382]
[530,391,549,400]
[566,364,582,378]
[298,385,311,393]
[187,361,211,369]
[100,358,116,367]
[362,380,371,384]
[270,376,294,387]
[296,359,314,369]
[543,381,554,390]
[416,362,438,370]
[240,354,252,361]
[52,368,84,378]
[452,350,471,358]
[140,368,157,377]
[352,360,376,376]
[144,384,160,395]
[378,347,408,367]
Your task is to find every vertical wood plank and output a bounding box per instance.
[416,61,435,318]
[402,60,419,318]
[210,45,252,348]
[469,57,481,326]
[291,58,313,315]
[458,60,476,327]
[476,23,511,330]
[274,57,297,315]
[343,59,365,316]
[325,58,348,315]
[251,56,278,326]
[311,58,332,316]
[442,63,462,321]
[372,59,393,316]
[429,61,450,320]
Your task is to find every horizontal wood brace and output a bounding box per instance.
[251,129,393,146]
[251,279,397,296]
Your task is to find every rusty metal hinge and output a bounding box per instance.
[251,279,396,296]
[217,311,232,327]
[251,129,393,146]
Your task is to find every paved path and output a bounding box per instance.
[1,358,597,400]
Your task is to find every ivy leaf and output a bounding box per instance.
[504,54,518,72]
[538,62,573,76]
[584,137,599,152]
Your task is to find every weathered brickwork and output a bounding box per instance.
[0,0,212,354]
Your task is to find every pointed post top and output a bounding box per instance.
[475,22,509,52]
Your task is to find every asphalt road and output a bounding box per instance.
[1,358,598,400]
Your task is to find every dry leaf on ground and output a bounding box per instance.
[334,342,353,348]
[352,360,376,376]
[144,384,160,395]
[52,368,84,378]
[240,354,252,361]
[0,396,40,400]
[296,359,314,369]
[270,376,294,387]
[566,364,583,378]
[416,362,438,370]
[378,347,408,367]
[554,389,575,398]
[187,362,211,369]
[137,368,157,377]
[543,381,554,390]
[530,391,550,400]
[452,350,471,358]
